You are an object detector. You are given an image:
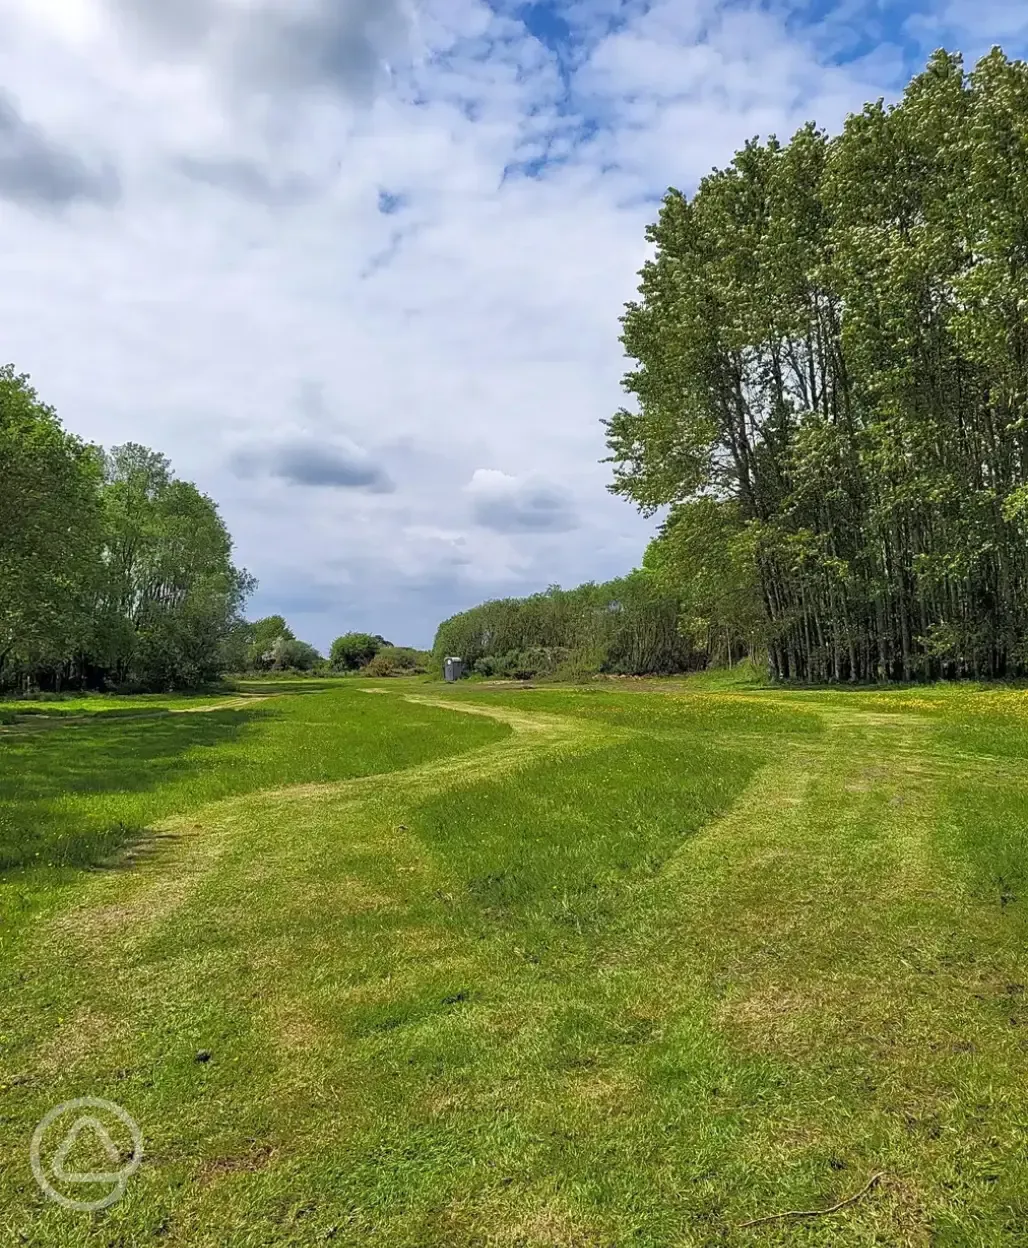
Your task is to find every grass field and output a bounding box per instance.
[2,677,1027,1245]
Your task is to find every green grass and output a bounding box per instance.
[2,679,1028,1244]
[0,692,234,723]
[0,686,507,948]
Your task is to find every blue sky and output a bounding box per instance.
[0,0,1024,649]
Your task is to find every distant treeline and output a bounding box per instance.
[1,366,428,694]
[228,622,430,679]
[1,366,252,693]
[607,49,1028,682]
[432,574,698,680]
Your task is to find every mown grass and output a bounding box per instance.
[0,692,233,725]
[0,687,509,868]
[0,686,508,952]
[1,680,1027,1245]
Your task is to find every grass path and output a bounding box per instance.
[0,693,274,734]
[34,693,619,961]
[2,682,1027,1244]
[610,695,1027,1243]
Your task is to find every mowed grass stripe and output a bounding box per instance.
[2,682,1027,1245]
[1,685,629,1244]
[0,684,510,957]
[35,692,617,958]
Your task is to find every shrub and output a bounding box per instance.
[363,646,429,677]
[269,638,322,671]
[330,633,390,671]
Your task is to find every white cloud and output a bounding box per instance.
[906,2,1028,50]
[0,0,952,648]
[466,468,578,533]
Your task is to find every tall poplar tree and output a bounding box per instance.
[607,49,1028,682]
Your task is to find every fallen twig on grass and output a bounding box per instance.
[737,1173,885,1230]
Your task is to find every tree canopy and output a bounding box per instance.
[329,632,391,671]
[0,366,103,679]
[433,575,697,680]
[606,49,1028,681]
[1,369,254,692]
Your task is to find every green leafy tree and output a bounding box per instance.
[0,366,102,683]
[89,443,254,689]
[433,577,694,679]
[330,632,390,671]
[1,373,255,692]
[363,646,429,676]
[269,637,321,671]
[219,619,256,674]
[606,48,1028,682]
[245,615,294,670]
[643,500,763,665]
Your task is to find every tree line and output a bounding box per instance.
[231,623,429,678]
[1,368,434,693]
[606,48,1028,682]
[432,574,698,680]
[1,366,252,693]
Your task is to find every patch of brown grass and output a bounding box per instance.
[718,985,820,1055]
[196,1143,277,1185]
[567,1068,640,1115]
[270,1001,323,1054]
[505,1204,605,1247]
[35,1007,126,1074]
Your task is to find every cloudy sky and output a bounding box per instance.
[0,0,1022,650]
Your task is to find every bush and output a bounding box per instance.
[269,638,322,672]
[363,646,429,678]
[550,654,602,683]
[330,632,390,671]
[470,647,569,680]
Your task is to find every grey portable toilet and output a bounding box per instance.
[444,656,463,682]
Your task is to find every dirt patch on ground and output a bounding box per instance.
[196,1143,277,1184]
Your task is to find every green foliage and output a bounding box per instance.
[244,616,295,669]
[88,443,254,690]
[433,574,697,680]
[363,646,430,677]
[0,366,103,677]
[223,616,329,675]
[330,632,390,671]
[607,49,1028,682]
[0,371,254,692]
[643,499,763,665]
[268,637,322,672]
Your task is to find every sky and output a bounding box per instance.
[1,0,1024,651]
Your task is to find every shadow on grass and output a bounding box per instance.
[226,679,341,696]
[0,706,271,873]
